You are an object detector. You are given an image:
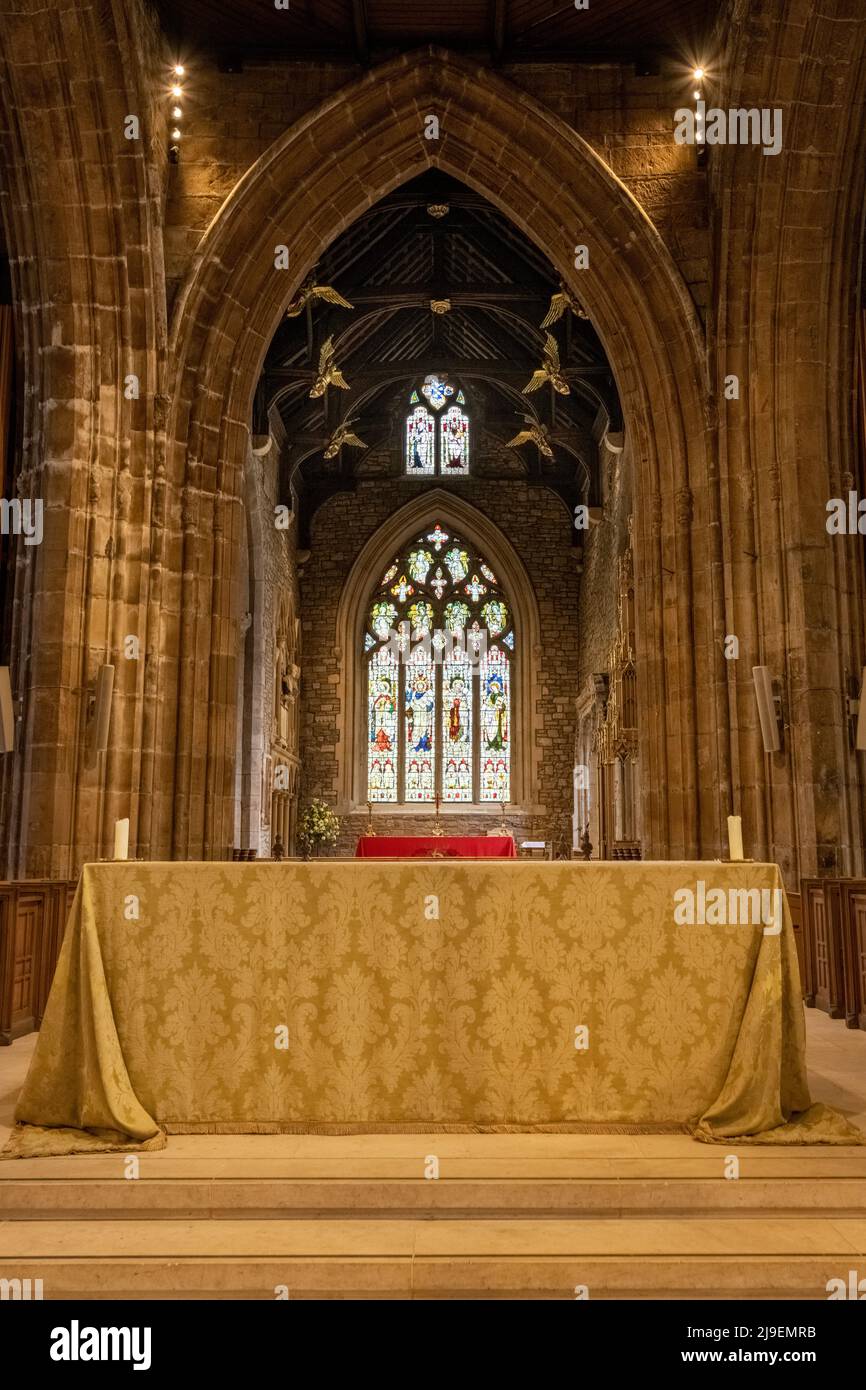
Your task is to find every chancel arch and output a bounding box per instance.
[164,45,711,863]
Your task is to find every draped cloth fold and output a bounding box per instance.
[3,860,861,1157]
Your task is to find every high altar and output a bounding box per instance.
[5,857,855,1159]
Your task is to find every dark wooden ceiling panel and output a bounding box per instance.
[155,0,722,60]
[261,171,617,528]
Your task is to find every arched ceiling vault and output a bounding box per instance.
[259,170,620,537]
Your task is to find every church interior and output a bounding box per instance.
[0,0,865,1312]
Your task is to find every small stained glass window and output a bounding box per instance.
[421,374,454,410]
[406,405,435,474]
[405,383,470,475]
[440,405,469,474]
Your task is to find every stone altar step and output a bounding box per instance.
[1,1217,865,1300]
[2,1173,866,1221]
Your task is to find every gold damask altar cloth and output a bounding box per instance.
[4,860,861,1156]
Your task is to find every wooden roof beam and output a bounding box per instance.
[351,0,368,65]
[492,0,507,64]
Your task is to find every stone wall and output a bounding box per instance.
[164,56,707,314]
[299,470,580,856]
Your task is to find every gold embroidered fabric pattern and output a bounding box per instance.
[4,860,861,1156]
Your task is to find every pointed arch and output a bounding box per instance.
[335,491,541,812]
[161,44,713,857]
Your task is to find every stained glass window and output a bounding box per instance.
[406,405,435,474]
[421,374,454,409]
[404,646,435,801]
[367,648,398,802]
[480,645,510,802]
[405,383,471,475]
[408,600,433,636]
[444,547,469,581]
[363,525,514,804]
[440,405,469,474]
[442,652,473,802]
[408,549,433,583]
[481,600,507,635]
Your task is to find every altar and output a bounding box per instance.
[4,859,857,1158]
[355,834,516,858]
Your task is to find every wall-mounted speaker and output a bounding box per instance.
[752,665,781,753]
[856,666,866,752]
[0,667,14,754]
[93,664,115,753]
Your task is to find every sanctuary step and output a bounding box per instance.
[2,1216,866,1300]
[2,1144,866,1300]
[3,1158,866,1220]
[2,1020,865,1300]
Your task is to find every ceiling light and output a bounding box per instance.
[171,128,182,141]
[693,67,704,80]
[172,107,182,119]
[171,85,183,98]
[173,64,185,76]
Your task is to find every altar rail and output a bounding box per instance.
[800,878,866,1030]
[0,880,77,1044]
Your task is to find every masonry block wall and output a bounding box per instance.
[163,58,708,315]
[299,474,580,856]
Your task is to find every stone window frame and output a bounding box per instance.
[335,490,542,817]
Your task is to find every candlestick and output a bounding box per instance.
[113,817,130,861]
[727,815,744,862]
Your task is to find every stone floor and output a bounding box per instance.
[0,1010,864,1298]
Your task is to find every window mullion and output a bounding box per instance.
[473,660,480,804]
[398,657,405,805]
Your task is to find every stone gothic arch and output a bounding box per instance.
[160,45,712,860]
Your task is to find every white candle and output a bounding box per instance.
[113,817,129,861]
[727,815,744,862]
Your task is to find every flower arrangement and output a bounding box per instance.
[298,798,340,857]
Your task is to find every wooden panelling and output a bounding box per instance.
[801,877,866,1032]
[800,879,845,1016]
[0,880,76,1044]
[840,883,866,1031]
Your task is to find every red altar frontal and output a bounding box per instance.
[355,834,516,859]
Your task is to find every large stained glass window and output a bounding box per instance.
[364,526,513,803]
[405,377,471,475]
